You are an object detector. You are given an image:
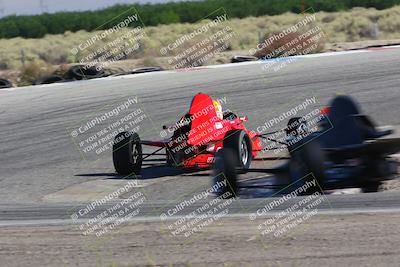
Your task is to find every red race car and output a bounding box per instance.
[112,93,263,175]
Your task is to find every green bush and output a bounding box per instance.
[1,0,400,39]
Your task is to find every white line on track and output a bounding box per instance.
[2,207,400,227]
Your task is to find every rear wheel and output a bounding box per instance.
[223,130,252,170]
[113,132,142,175]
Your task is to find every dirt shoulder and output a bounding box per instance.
[1,212,400,266]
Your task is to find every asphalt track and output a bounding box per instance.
[1,47,400,223]
[1,191,400,227]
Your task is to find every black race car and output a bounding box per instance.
[212,95,400,197]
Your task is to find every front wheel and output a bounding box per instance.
[113,132,143,175]
[212,148,238,198]
[289,140,325,194]
[361,181,381,193]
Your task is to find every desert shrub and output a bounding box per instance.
[378,7,400,33]
[37,46,69,65]
[0,61,8,70]
[19,62,53,85]
[237,32,257,49]
[254,27,326,59]
[322,14,336,23]
[1,0,400,39]
[345,16,376,41]
[0,5,399,71]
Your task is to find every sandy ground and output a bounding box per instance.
[382,177,400,191]
[1,213,400,266]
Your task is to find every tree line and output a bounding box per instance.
[0,0,399,39]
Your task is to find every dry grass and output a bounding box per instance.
[0,5,400,85]
[18,62,55,86]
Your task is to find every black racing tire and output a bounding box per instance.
[223,130,252,170]
[113,132,143,176]
[129,67,163,74]
[67,65,105,80]
[361,181,381,193]
[0,78,12,89]
[289,140,325,194]
[35,75,65,85]
[231,55,257,63]
[213,148,238,198]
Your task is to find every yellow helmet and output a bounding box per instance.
[213,100,223,120]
